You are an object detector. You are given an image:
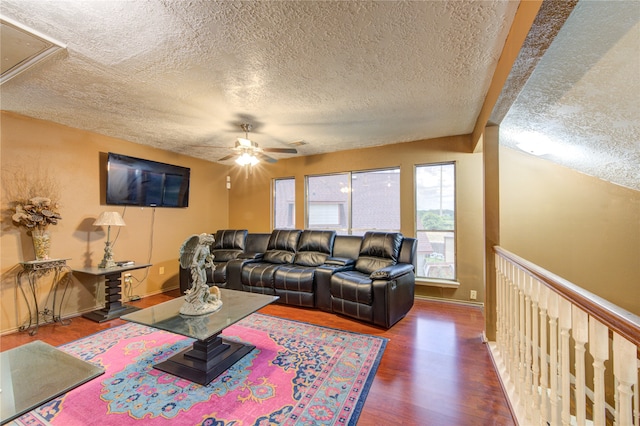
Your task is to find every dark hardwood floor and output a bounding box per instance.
[1,290,515,425]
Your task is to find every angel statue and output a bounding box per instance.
[178,233,223,316]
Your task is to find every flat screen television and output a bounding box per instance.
[106,152,190,207]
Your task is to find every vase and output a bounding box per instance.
[32,229,51,260]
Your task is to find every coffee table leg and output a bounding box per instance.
[153,332,255,385]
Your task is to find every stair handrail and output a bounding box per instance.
[494,246,640,346]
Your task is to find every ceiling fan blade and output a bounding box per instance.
[218,153,238,161]
[262,147,298,154]
[258,153,278,163]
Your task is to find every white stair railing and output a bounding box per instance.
[490,246,640,426]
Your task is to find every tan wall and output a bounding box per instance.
[0,112,230,333]
[499,146,640,315]
[227,135,486,304]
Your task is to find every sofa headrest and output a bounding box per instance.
[262,229,302,264]
[332,235,363,259]
[355,232,403,274]
[297,230,336,254]
[358,232,403,260]
[267,229,302,252]
[213,229,248,250]
[292,230,336,266]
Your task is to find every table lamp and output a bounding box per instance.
[94,211,126,268]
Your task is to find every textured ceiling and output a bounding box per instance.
[0,1,516,157]
[0,1,638,192]
[500,0,640,191]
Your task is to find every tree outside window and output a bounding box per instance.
[415,163,456,280]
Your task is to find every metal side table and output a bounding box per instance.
[16,258,73,335]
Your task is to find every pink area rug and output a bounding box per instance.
[11,313,386,426]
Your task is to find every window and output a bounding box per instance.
[306,168,400,235]
[415,163,456,280]
[273,178,295,229]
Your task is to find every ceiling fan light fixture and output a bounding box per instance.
[235,152,259,166]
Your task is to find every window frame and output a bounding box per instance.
[272,177,296,229]
[305,167,400,235]
[414,162,457,282]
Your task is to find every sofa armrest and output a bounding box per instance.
[372,270,415,328]
[370,263,414,280]
[323,257,355,267]
[315,263,354,312]
[226,257,259,290]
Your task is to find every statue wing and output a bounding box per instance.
[179,235,200,268]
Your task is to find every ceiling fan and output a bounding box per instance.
[219,123,298,165]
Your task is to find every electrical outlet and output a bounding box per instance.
[470,290,477,300]
[159,266,165,275]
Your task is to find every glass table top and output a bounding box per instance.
[1,340,104,424]
[121,288,278,341]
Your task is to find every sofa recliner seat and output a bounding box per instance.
[239,229,302,296]
[272,230,336,307]
[209,229,248,284]
[329,232,415,328]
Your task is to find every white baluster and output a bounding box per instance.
[558,297,572,426]
[504,259,514,393]
[524,275,533,422]
[635,357,639,426]
[548,291,560,426]
[613,332,637,426]
[538,285,550,426]
[530,279,541,425]
[495,254,505,351]
[518,268,526,409]
[505,258,518,402]
[509,263,519,401]
[572,305,589,426]
[589,317,609,426]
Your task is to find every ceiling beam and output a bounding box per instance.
[488,0,579,127]
[470,0,543,153]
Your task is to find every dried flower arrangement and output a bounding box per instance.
[12,196,62,231]
[3,164,63,260]
[3,162,62,234]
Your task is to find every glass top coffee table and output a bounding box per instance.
[1,341,104,424]
[121,288,278,385]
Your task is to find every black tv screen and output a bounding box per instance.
[106,153,190,207]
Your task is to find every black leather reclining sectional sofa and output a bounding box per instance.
[179,229,417,328]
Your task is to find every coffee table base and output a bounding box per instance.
[154,333,254,385]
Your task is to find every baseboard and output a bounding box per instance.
[126,285,180,302]
[487,342,522,425]
[1,286,181,336]
[414,295,484,308]
[0,304,104,336]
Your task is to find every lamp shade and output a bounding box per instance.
[93,211,126,227]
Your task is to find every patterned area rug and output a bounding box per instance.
[11,313,387,426]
